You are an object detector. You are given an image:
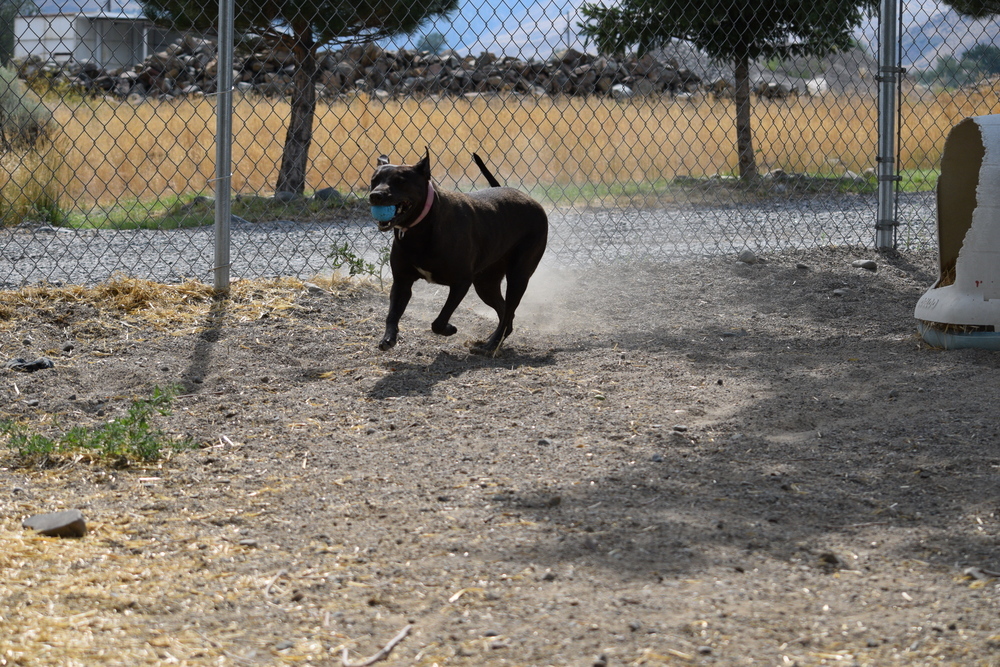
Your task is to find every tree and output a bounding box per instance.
[416,31,447,55]
[138,0,457,195]
[942,0,1000,17]
[579,1,876,180]
[0,0,37,67]
[963,43,1000,76]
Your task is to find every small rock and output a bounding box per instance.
[819,552,846,570]
[275,640,294,650]
[22,509,87,538]
[313,187,343,202]
[238,538,259,548]
[303,282,325,295]
[593,654,609,667]
[672,424,688,432]
[545,495,562,508]
[629,620,642,632]
[651,453,664,463]
[23,399,39,407]
[698,646,713,655]
[537,438,551,446]
[542,571,557,581]
[795,262,810,270]
[273,191,301,203]
[832,288,850,297]
[610,84,633,99]
[737,249,758,264]
[5,357,55,373]
[852,259,878,271]
[61,342,74,353]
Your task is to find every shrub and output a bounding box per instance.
[0,65,52,150]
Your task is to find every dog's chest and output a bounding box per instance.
[415,266,436,284]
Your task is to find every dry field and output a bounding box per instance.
[0,88,989,213]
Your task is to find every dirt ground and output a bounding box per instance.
[2,246,1000,667]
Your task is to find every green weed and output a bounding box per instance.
[1,385,196,467]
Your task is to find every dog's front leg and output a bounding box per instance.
[431,282,471,336]
[379,278,414,350]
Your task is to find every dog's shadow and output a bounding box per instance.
[368,347,556,399]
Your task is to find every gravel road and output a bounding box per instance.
[0,192,936,289]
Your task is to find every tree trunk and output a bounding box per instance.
[275,24,318,195]
[733,52,758,181]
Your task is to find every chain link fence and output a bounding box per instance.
[0,0,995,288]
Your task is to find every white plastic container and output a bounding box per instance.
[914,115,1000,349]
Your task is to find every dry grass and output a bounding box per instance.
[18,90,991,211]
[0,87,986,217]
[0,511,333,666]
[0,274,358,331]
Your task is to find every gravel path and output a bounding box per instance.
[0,192,936,288]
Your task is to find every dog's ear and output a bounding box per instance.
[377,155,389,166]
[416,147,431,178]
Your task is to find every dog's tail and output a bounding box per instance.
[473,153,502,188]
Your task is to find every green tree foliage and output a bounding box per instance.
[0,0,36,66]
[137,0,457,194]
[963,43,1000,75]
[416,31,447,54]
[916,44,1000,89]
[942,0,1000,18]
[579,1,876,180]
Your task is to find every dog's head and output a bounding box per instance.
[368,149,433,232]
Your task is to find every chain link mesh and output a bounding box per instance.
[0,1,989,287]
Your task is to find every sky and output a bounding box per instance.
[31,0,1000,69]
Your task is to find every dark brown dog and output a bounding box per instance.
[369,150,548,354]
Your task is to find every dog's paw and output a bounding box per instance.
[469,341,500,356]
[432,322,458,337]
[378,337,397,351]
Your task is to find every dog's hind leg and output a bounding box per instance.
[471,245,543,355]
[431,282,471,336]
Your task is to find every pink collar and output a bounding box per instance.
[397,182,435,237]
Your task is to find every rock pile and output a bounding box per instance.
[14,38,703,102]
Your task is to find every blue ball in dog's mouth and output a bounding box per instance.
[370,205,396,222]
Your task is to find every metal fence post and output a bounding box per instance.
[877,0,901,250]
[214,0,235,292]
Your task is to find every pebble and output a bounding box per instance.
[4,357,55,372]
[238,538,259,548]
[672,424,688,432]
[852,259,878,271]
[313,187,343,202]
[23,399,39,407]
[303,282,326,295]
[832,288,850,297]
[795,262,810,270]
[698,646,713,655]
[651,453,664,462]
[737,249,758,264]
[22,509,87,538]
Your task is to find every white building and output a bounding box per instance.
[14,10,172,70]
